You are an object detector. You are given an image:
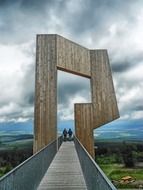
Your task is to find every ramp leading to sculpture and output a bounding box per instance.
[38,141,87,190]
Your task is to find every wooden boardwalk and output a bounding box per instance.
[37,142,87,190]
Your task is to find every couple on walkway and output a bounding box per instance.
[63,128,73,141]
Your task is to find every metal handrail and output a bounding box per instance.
[0,136,63,190]
[74,136,117,190]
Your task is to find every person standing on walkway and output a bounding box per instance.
[63,128,68,141]
[68,128,73,141]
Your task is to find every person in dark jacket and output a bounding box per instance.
[68,128,73,141]
[63,128,68,141]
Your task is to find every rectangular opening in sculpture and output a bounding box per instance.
[57,70,91,134]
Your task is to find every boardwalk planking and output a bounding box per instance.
[37,142,87,190]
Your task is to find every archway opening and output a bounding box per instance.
[57,70,91,135]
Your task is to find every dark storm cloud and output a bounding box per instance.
[21,61,35,106]
[0,0,64,44]
[111,62,132,73]
[134,105,143,111]
[111,52,143,73]
[58,81,90,106]
[0,0,143,122]
[58,72,91,106]
[0,0,141,45]
[64,0,136,36]
[123,102,143,113]
[0,0,54,9]
[26,93,34,105]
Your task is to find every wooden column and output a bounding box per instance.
[75,104,95,158]
[34,35,57,153]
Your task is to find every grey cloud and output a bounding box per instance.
[116,80,136,91]
[134,105,143,111]
[64,0,137,37]
[58,83,90,106]
[0,0,53,44]
[21,62,35,106]
[57,71,91,121]
[126,103,143,114]
[116,83,143,117]
[0,42,35,122]
[58,73,91,106]
[111,61,132,73]
[26,94,34,105]
[1,110,34,122]
[0,0,143,123]
[0,0,71,44]
[130,97,143,112]
[0,0,142,45]
[111,52,143,73]
[0,0,54,10]
[20,0,54,10]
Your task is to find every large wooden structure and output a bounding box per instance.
[33,34,119,156]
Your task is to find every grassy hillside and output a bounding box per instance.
[95,141,143,189]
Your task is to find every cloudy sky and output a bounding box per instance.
[0,0,143,131]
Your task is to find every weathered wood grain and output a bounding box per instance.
[33,34,119,157]
[75,104,95,158]
[33,35,57,153]
[57,35,90,78]
[90,50,119,129]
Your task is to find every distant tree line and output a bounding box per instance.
[95,141,143,167]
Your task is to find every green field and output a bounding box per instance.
[96,141,143,189]
[99,164,143,188]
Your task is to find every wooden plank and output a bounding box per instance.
[37,142,87,190]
